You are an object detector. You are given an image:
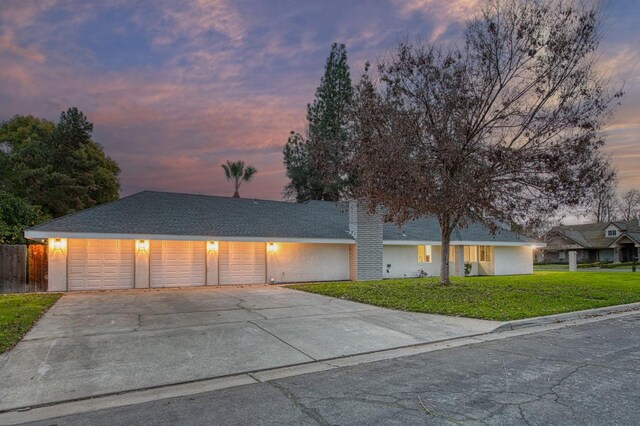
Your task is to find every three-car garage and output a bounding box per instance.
[62,239,294,290]
[58,238,349,291]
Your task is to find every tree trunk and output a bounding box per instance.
[439,220,452,285]
[233,190,240,198]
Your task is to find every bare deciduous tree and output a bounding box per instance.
[331,0,622,284]
[618,189,640,221]
[586,162,618,222]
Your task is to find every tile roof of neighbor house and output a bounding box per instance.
[27,191,532,244]
[548,220,640,249]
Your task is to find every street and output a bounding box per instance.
[24,313,640,425]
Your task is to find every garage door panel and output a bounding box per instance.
[68,239,134,290]
[150,241,205,288]
[219,242,265,285]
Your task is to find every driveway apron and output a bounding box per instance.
[0,286,499,411]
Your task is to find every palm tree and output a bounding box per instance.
[221,160,257,198]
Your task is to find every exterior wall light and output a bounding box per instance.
[49,238,67,252]
[267,242,277,254]
[207,241,219,253]
[136,240,149,253]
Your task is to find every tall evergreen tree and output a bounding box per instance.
[307,43,353,148]
[283,43,352,202]
[0,108,120,221]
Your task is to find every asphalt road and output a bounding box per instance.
[27,313,640,425]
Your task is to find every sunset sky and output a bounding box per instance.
[1,0,638,201]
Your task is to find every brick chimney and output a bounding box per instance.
[348,199,383,281]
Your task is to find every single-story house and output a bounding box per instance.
[24,191,537,291]
[540,220,640,263]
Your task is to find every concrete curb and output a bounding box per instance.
[492,302,640,332]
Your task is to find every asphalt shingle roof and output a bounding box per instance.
[28,191,531,244]
[383,216,531,243]
[548,220,640,249]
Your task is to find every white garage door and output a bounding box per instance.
[219,242,265,285]
[68,239,134,290]
[150,241,205,288]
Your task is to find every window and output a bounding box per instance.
[607,229,617,237]
[479,246,492,262]
[559,250,566,260]
[418,245,432,263]
[464,246,478,262]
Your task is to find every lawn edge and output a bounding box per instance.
[494,301,640,332]
[0,293,63,355]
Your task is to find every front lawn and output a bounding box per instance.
[287,272,640,321]
[0,293,61,353]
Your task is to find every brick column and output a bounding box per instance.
[349,199,383,281]
[452,245,465,277]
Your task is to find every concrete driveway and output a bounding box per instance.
[0,286,499,411]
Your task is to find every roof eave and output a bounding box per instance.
[23,230,355,245]
[25,230,538,247]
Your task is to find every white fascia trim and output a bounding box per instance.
[383,240,542,247]
[24,231,355,245]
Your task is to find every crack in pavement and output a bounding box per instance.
[267,381,329,425]
[247,321,316,361]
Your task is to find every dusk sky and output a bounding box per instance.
[1,0,638,201]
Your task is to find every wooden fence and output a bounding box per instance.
[0,244,48,293]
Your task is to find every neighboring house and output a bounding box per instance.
[24,191,536,292]
[540,220,640,263]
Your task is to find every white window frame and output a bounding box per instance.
[464,246,478,262]
[479,246,492,262]
[418,245,432,263]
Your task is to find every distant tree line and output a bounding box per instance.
[588,168,640,223]
[0,108,120,243]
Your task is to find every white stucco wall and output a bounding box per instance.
[266,243,350,283]
[206,249,219,285]
[135,244,149,289]
[47,239,67,292]
[467,262,479,276]
[383,245,442,278]
[384,244,533,278]
[478,260,495,275]
[493,246,533,275]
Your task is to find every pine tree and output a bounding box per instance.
[283,43,352,202]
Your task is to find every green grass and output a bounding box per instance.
[535,262,635,270]
[287,272,640,321]
[534,264,569,271]
[0,293,61,353]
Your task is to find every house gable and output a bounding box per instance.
[543,231,586,250]
[610,233,640,247]
[604,223,622,238]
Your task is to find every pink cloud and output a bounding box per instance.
[392,0,479,40]
[0,0,638,202]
